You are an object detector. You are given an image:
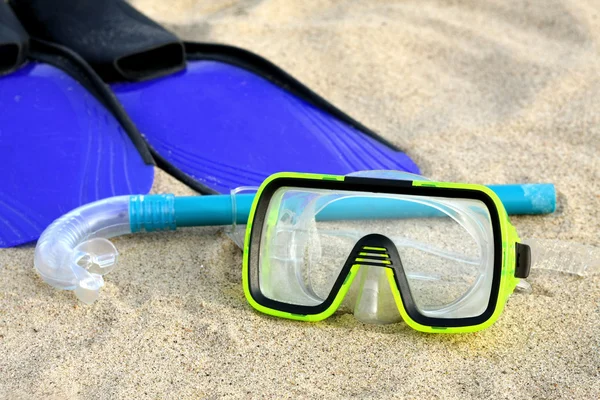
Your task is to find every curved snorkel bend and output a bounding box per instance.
[34,196,132,303]
[34,194,180,303]
[33,174,555,305]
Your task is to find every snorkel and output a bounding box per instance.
[34,172,555,322]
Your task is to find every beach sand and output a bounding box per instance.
[1,0,599,398]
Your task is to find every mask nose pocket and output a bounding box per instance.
[339,234,405,324]
[345,265,402,324]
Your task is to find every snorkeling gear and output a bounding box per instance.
[34,172,550,333]
[0,2,154,247]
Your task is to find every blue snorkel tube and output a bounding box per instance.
[154,183,557,229]
[34,177,556,304]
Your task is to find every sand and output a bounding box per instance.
[1,0,599,398]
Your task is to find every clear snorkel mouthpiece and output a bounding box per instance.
[34,194,178,303]
[34,196,131,303]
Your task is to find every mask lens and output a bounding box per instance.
[256,187,495,319]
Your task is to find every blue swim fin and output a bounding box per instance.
[0,3,153,247]
[111,44,420,193]
[12,0,419,195]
